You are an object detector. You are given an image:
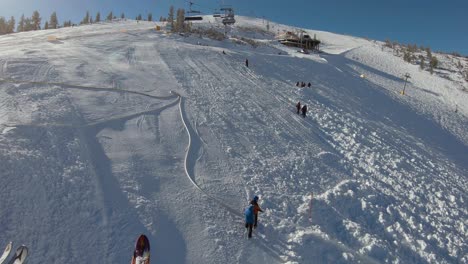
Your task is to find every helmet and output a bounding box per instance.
[253,196,259,202]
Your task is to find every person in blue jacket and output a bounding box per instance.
[245,204,255,238]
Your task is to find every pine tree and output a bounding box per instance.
[429,56,438,74]
[95,12,101,23]
[81,11,90,24]
[121,13,125,19]
[148,13,153,21]
[168,6,174,31]
[137,14,142,21]
[32,10,41,30]
[0,17,7,34]
[17,14,25,32]
[49,12,58,29]
[107,11,113,21]
[7,16,15,33]
[426,47,432,60]
[419,55,425,70]
[403,51,409,62]
[24,18,33,31]
[384,39,392,48]
[44,21,49,30]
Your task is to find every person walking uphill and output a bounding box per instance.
[296,101,301,114]
[245,59,249,68]
[301,105,308,118]
[244,204,255,238]
[250,196,263,228]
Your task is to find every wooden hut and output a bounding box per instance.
[276,31,320,51]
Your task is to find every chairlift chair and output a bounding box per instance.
[220,7,235,25]
[185,1,203,21]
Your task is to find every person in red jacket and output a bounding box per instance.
[250,196,263,228]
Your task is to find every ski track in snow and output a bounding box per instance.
[0,18,467,264]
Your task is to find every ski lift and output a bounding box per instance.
[220,6,235,25]
[185,16,203,21]
[185,1,203,21]
[213,9,221,18]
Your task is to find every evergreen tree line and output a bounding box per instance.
[0,10,156,35]
[1,5,191,36]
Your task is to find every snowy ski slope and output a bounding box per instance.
[0,17,466,263]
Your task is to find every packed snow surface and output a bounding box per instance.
[0,17,466,263]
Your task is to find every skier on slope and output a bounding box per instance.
[245,204,255,238]
[250,196,263,228]
[296,101,301,114]
[301,105,308,118]
[245,59,249,67]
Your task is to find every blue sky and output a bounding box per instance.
[1,0,467,55]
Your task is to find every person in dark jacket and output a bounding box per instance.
[301,105,307,117]
[245,59,249,67]
[245,204,255,238]
[250,196,263,228]
[296,101,301,114]
[307,82,311,88]
[296,81,300,87]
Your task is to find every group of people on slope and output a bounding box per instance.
[296,101,308,117]
[296,81,311,88]
[244,195,263,239]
